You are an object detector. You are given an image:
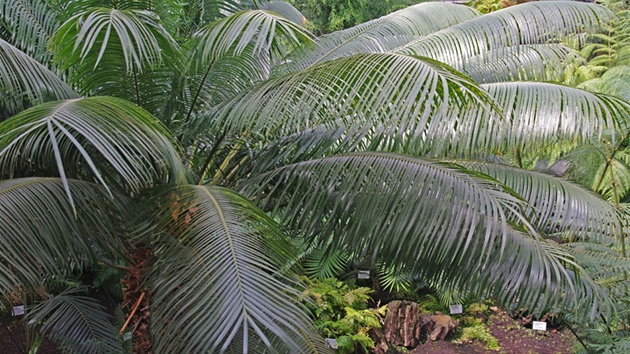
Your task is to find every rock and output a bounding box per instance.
[429,314,457,341]
[382,301,458,349]
[368,328,389,354]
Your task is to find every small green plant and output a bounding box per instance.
[301,277,386,353]
[456,325,501,350]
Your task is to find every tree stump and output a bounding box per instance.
[382,301,457,348]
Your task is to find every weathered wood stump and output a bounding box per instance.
[382,300,457,349]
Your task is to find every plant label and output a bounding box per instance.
[12,305,24,316]
[449,304,463,314]
[325,338,338,349]
[532,321,547,331]
[357,270,370,279]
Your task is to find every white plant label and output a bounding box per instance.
[449,304,463,314]
[325,338,338,349]
[357,270,370,279]
[532,321,547,331]
[12,305,24,316]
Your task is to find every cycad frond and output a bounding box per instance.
[50,7,178,102]
[0,0,59,62]
[456,160,622,244]
[0,97,186,198]
[0,38,78,120]
[28,287,123,354]
[475,82,630,162]
[181,9,312,126]
[275,2,479,75]
[191,9,312,65]
[258,1,305,26]
[0,178,129,293]
[241,152,612,319]
[398,1,613,67]
[146,185,330,353]
[461,44,584,84]
[206,53,491,147]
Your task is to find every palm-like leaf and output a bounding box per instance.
[457,160,623,244]
[0,97,186,199]
[459,44,584,84]
[0,178,129,293]
[206,53,490,145]
[192,9,312,65]
[181,10,312,125]
[258,1,305,26]
[473,82,630,164]
[398,1,614,66]
[0,38,78,120]
[146,185,330,353]
[241,152,612,319]
[0,0,59,62]
[275,2,480,75]
[28,287,123,354]
[50,7,178,104]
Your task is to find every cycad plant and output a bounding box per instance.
[1,0,630,353]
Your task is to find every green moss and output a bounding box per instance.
[457,325,500,350]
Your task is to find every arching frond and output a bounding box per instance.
[398,1,613,67]
[258,1,305,26]
[275,2,480,75]
[241,152,612,319]
[456,160,622,244]
[460,44,584,84]
[51,7,176,72]
[181,9,312,128]
[205,53,491,146]
[0,97,187,198]
[0,178,129,293]
[472,82,630,163]
[0,38,77,120]
[0,0,59,62]
[191,9,312,65]
[50,7,178,101]
[28,287,123,354]
[145,185,330,353]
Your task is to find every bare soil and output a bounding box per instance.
[0,309,577,353]
[411,311,576,354]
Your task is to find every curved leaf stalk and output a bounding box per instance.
[225,155,250,182]
[133,64,141,106]
[211,141,243,185]
[196,130,226,184]
[183,57,215,128]
[594,133,629,207]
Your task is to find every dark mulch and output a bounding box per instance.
[411,310,576,354]
[0,314,60,354]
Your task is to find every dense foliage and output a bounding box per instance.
[1,0,630,353]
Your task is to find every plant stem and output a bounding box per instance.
[119,292,145,335]
[197,131,227,185]
[563,320,590,353]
